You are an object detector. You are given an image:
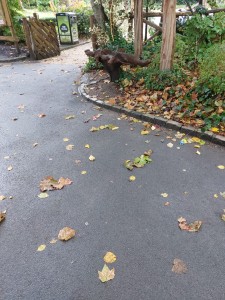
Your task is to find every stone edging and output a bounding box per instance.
[78,78,225,147]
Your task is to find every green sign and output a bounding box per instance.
[58,15,71,43]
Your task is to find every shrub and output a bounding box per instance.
[197,42,225,94]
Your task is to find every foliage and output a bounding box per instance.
[37,0,50,11]
[83,57,103,72]
[22,0,37,9]
[183,12,225,64]
[197,42,225,94]
[105,31,134,54]
[0,0,24,40]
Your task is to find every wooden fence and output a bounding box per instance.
[23,14,60,60]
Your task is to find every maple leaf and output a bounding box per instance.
[178,217,202,232]
[58,227,76,241]
[98,264,115,283]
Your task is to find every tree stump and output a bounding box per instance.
[85,49,150,82]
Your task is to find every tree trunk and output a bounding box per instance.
[134,0,143,58]
[90,0,108,30]
[160,0,176,70]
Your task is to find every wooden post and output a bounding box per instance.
[160,0,176,70]
[134,0,143,58]
[90,15,98,50]
[22,18,35,59]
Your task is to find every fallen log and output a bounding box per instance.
[85,49,150,82]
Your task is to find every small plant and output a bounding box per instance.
[83,57,103,73]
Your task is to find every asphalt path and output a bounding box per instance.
[0,44,225,300]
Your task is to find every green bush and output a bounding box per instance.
[37,0,50,11]
[76,7,92,38]
[197,42,225,94]
[83,57,103,72]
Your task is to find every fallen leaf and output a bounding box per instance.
[172,259,187,274]
[7,165,13,171]
[167,143,174,148]
[161,193,168,198]
[196,150,201,155]
[220,192,225,199]
[64,115,75,120]
[38,113,46,118]
[141,130,150,135]
[4,156,10,160]
[92,113,102,121]
[124,150,152,170]
[104,252,117,263]
[98,264,115,283]
[217,165,225,170]
[129,175,136,182]
[9,196,13,199]
[58,227,76,241]
[38,192,49,199]
[89,155,95,161]
[66,144,74,151]
[211,127,220,133]
[0,210,6,223]
[90,124,119,132]
[164,202,170,206]
[0,195,6,201]
[33,143,38,147]
[214,194,219,198]
[63,138,69,142]
[178,217,202,232]
[81,171,87,175]
[40,176,72,192]
[85,144,90,148]
[37,244,46,251]
[50,238,58,244]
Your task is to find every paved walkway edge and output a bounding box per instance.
[78,78,225,147]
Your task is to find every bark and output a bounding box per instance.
[85,49,150,82]
[90,0,108,30]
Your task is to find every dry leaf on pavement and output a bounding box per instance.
[63,138,69,142]
[172,259,187,274]
[217,165,225,170]
[40,176,72,192]
[38,113,46,118]
[66,144,74,151]
[104,252,117,263]
[38,192,49,199]
[7,165,13,171]
[89,155,95,161]
[129,175,136,182]
[64,115,75,120]
[161,193,168,198]
[37,244,46,251]
[0,210,6,223]
[98,264,115,283]
[178,217,202,232]
[58,227,76,241]
[0,195,6,201]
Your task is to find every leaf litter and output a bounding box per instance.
[58,227,76,241]
[177,217,202,232]
[98,264,115,283]
[124,150,153,171]
[90,124,119,132]
[40,176,72,192]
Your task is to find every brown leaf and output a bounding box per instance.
[178,217,202,232]
[0,210,6,223]
[39,176,72,192]
[38,113,46,118]
[58,227,76,241]
[172,259,187,274]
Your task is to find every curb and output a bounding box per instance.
[60,40,91,52]
[78,79,225,147]
[0,54,27,63]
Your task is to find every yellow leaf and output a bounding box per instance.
[194,145,200,148]
[37,244,46,252]
[214,194,218,198]
[89,155,95,161]
[81,171,87,175]
[0,195,6,201]
[129,175,136,182]
[58,227,76,241]
[63,138,69,142]
[196,150,201,155]
[38,192,49,199]
[161,193,168,198]
[192,137,201,143]
[141,130,150,135]
[85,144,90,148]
[104,252,117,263]
[98,264,115,283]
[211,127,219,133]
[217,165,225,170]
[64,115,75,120]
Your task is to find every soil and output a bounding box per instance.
[83,69,123,100]
[0,42,29,59]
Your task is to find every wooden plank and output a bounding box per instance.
[22,18,36,59]
[160,0,177,70]
[144,7,225,17]
[143,19,162,32]
[134,0,143,58]
[0,35,19,41]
